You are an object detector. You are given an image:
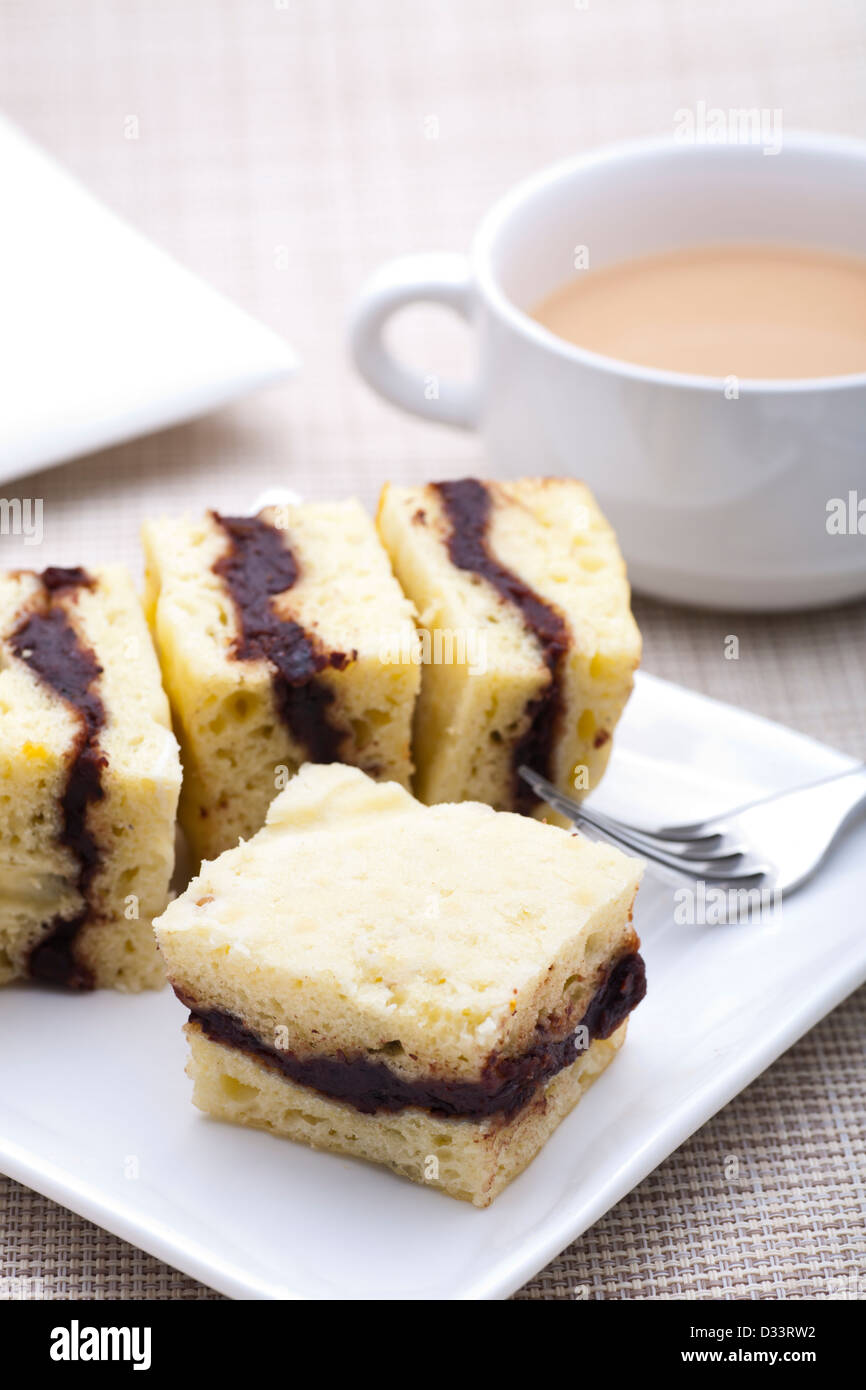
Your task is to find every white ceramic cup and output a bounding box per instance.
[350,133,866,610]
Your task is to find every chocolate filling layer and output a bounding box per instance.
[212,513,354,762]
[432,479,569,812]
[183,949,646,1122]
[10,567,105,989]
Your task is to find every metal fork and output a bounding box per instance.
[519,763,866,896]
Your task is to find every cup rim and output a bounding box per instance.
[472,130,866,395]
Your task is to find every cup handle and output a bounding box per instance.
[349,253,479,429]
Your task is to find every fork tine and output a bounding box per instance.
[519,767,746,855]
[518,767,594,826]
[518,767,658,859]
[521,770,690,873]
[517,767,731,858]
[576,804,771,880]
[572,806,747,862]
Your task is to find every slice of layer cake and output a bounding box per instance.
[0,565,181,990]
[142,502,421,863]
[376,477,641,817]
[155,762,645,1207]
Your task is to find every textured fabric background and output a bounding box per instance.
[0,0,864,1300]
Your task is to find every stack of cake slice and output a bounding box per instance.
[0,565,181,990]
[377,476,641,816]
[155,763,645,1206]
[142,501,421,864]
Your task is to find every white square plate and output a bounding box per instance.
[1,672,863,1300]
[0,116,297,484]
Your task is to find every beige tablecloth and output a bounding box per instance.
[1,0,864,1300]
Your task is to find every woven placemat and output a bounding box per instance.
[1,0,865,1300]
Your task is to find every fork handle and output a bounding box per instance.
[662,763,866,838]
[771,765,866,839]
